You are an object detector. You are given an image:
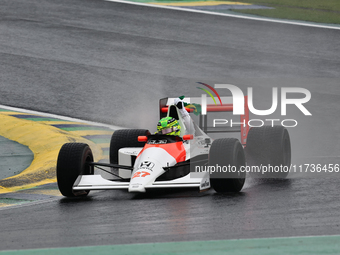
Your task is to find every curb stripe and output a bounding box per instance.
[10,115,62,120]
[105,0,340,30]
[0,114,104,193]
[150,1,251,6]
[0,105,119,201]
[64,130,113,136]
[0,104,122,130]
[51,125,110,131]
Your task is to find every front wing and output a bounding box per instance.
[72,172,210,192]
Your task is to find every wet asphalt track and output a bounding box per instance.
[1,0,340,250]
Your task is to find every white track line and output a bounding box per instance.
[105,0,340,30]
[0,104,123,130]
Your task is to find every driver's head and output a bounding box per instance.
[157,117,181,136]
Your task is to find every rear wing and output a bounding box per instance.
[159,97,249,145]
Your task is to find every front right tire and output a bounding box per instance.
[209,138,246,192]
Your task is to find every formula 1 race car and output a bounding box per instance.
[56,97,291,197]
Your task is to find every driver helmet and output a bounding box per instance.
[157,117,181,136]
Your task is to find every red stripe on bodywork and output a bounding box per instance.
[137,142,186,163]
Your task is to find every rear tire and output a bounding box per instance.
[209,138,246,192]
[246,126,291,178]
[109,129,151,167]
[57,143,94,197]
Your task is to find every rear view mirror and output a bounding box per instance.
[138,136,148,142]
[183,135,193,141]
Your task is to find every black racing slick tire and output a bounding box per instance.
[57,143,94,197]
[246,126,291,178]
[209,138,246,193]
[109,129,151,166]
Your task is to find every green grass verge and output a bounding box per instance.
[230,0,340,24]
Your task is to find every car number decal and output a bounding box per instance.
[132,171,151,179]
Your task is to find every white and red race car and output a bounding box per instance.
[56,97,291,197]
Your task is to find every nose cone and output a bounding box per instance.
[128,158,158,193]
[128,147,178,192]
[128,168,154,192]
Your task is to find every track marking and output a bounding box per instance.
[151,1,251,6]
[1,235,340,254]
[105,0,340,30]
[0,104,120,197]
[0,113,103,193]
[0,104,123,130]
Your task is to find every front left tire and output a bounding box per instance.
[57,143,94,197]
